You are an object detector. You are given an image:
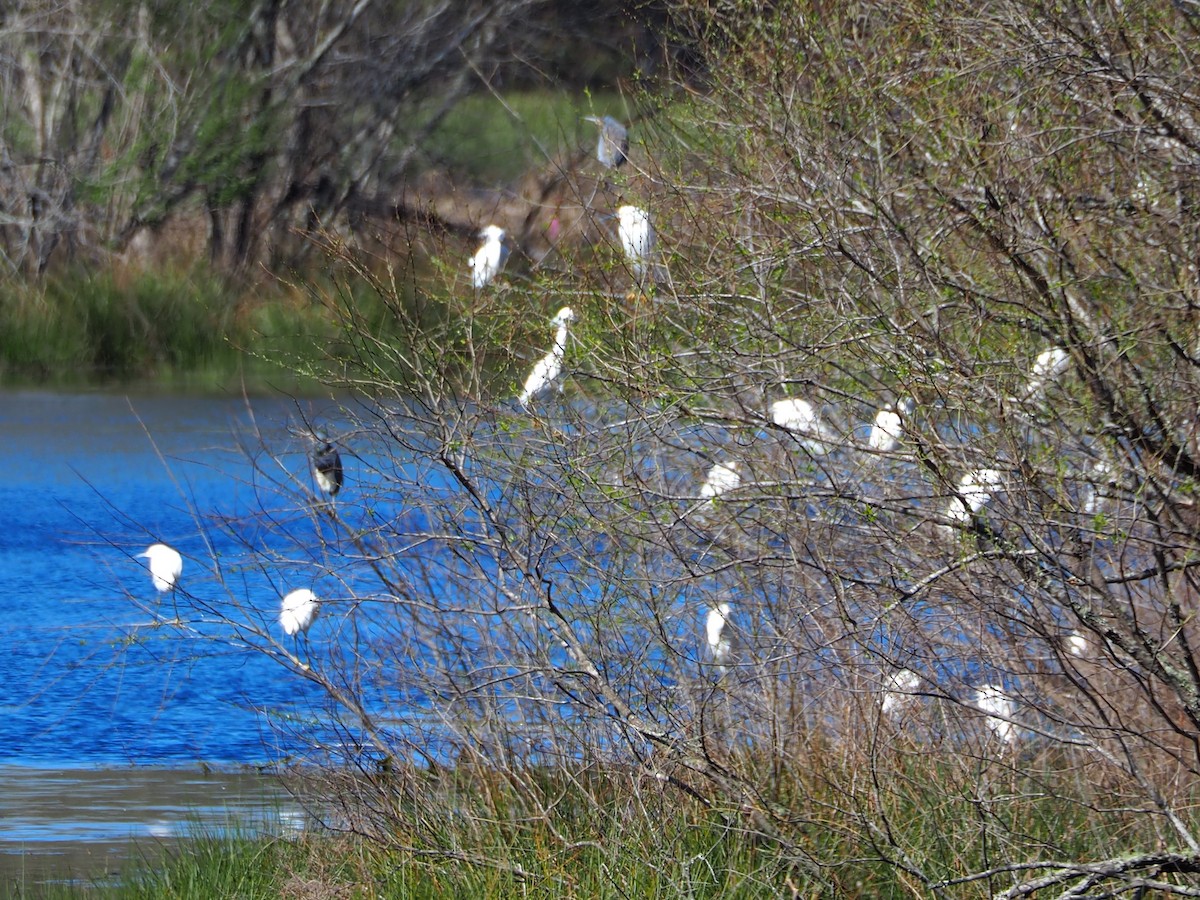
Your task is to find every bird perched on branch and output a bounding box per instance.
[770,397,833,455]
[310,433,344,498]
[868,397,915,453]
[699,461,741,501]
[280,588,320,637]
[617,205,654,278]
[138,543,182,593]
[469,225,509,289]
[881,668,920,716]
[1020,346,1070,401]
[518,307,576,409]
[705,602,735,672]
[584,115,629,168]
[974,684,1017,745]
[944,468,1004,527]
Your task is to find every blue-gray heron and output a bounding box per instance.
[310,435,344,497]
[584,115,628,168]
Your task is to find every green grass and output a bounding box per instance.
[424,90,631,183]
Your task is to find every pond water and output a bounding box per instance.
[0,388,341,885]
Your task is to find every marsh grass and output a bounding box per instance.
[0,266,426,392]
[7,747,1196,899]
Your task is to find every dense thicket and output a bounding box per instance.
[0,0,659,277]
[110,1,1200,896]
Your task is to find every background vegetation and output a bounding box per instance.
[11,0,1200,897]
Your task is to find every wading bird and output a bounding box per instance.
[700,461,741,500]
[518,307,576,408]
[944,468,1004,527]
[706,602,734,671]
[138,543,182,593]
[1021,346,1070,401]
[974,684,1017,745]
[616,205,654,278]
[280,588,320,637]
[770,397,832,455]
[310,433,343,498]
[469,225,509,289]
[868,397,915,453]
[583,115,628,168]
[881,668,920,715]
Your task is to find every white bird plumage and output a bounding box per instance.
[280,588,320,637]
[137,543,182,593]
[616,205,654,277]
[700,461,741,500]
[1021,346,1070,400]
[881,668,920,715]
[868,397,914,453]
[974,684,1017,745]
[469,225,509,289]
[770,397,832,455]
[1066,630,1089,658]
[945,468,1004,526]
[705,602,734,669]
[518,306,576,408]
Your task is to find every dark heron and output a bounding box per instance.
[311,435,344,497]
[584,115,629,168]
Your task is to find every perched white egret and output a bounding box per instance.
[1066,630,1089,658]
[137,543,182,593]
[868,397,915,453]
[770,397,832,455]
[280,588,320,637]
[1080,458,1113,517]
[583,115,628,168]
[1021,346,1070,400]
[881,668,920,716]
[700,461,741,500]
[310,433,343,498]
[944,468,1004,527]
[705,602,734,670]
[974,684,1017,745]
[469,225,509,288]
[616,205,654,277]
[518,307,576,408]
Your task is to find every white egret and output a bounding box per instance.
[1066,630,1089,658]
[881,668,920,716]
[868,397,915,453]
[705,602,734,670]
[469,225,508,288]
[137,543,182,593]
[770,397,832,455]
[1080,458,1113,517]
[1021,346,1070,400]
[583,115,628,168]
[310,434,343,498]
[974,684,1017,745]
[944,468,1004,527]
[518,306,576,408]
[700,461,741,500]
[280,588,320,637]
[616,205,654,278]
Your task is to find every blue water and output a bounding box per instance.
[0,389,342,768]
